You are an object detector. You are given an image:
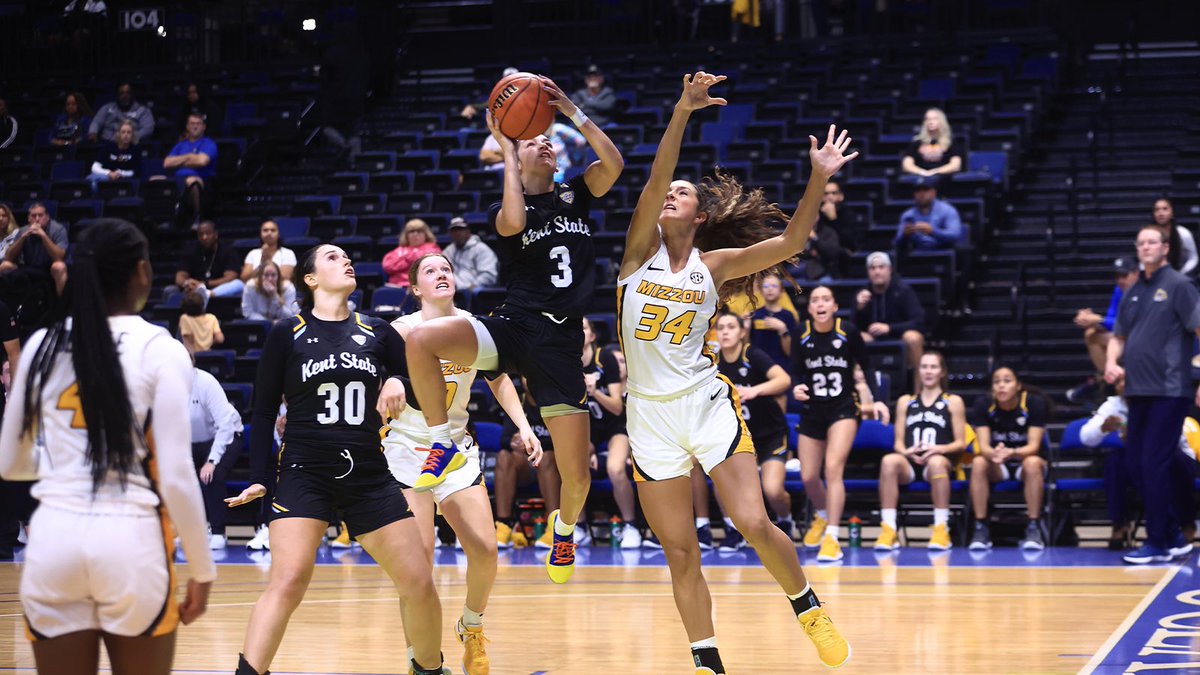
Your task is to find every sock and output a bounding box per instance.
[723,517,736,532]
[691,639,724,674]
[788,584,821,617]
[826,525,840,540]
[412,659,444,675]
[816,509,828,521]
[554,515,575,537]
[462,606,484,628]
[934,508,950,526]
[880,508,897,530]
[237,654,268,675]
[406,646,414,666]
[695,517,710,528]
[430,423,452,448]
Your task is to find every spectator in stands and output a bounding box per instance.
[0,202,69,296]
[855,252,925,367]
[443,217,498,290]
[901,108,962,177]
[571,65,616,127]
[1105,224,1200,564]
[1067,256,1139,403]
[750,273,799,368]
[179,289,224,355]
[479,134,504,171]
[175,82,222,139]
[0,205,18,260]
[1152,198,1197,275]
[189,356,243,549]
[894,177,962,251]
[88,82,154,143]
[162,113,218,226]
[819,180,860,254]
[545,121,586,181]
[242,261,298,322]
[169,220,244,300]
[968,366,1050,551]
[798,216,846,281]
[240,219,297,282]
[88,119,138,188]
[382,218,440,288]
[50,91,92,147]
[0,99,16,149]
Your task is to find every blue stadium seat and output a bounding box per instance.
[194,350,236,379]
[475,422,503,453]
[371,286,407,311]
[273,216,310,239]
[50,160,86,181]
[292,195,341,217]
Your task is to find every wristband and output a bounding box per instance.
[570,109,588,127]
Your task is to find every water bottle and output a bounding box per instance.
[848,516,862,549]
[610,516,623,548]
[533,515,546,542]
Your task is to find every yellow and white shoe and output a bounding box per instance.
[799,607,852,668]
[873,524,899,551]
[928,523,952,550]
[816,534,843,563]
[330,522,353,548]
[496,521,514,549]
[803,515,828,548]
[456,618,490,675]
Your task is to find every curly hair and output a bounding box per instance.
[692,169,795,307]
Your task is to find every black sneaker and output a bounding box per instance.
[697,523,714,550]
[776,518,796,540]
[1020,520,1046,550]
[968,521,992,550]
[642,532,663,549]
[1066,377,1097,404]
[719,526,746,552]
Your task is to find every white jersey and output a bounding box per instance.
[618,243,719,399]
[384,308,478,452]
[0,315,216,582]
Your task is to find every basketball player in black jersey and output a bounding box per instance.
[225,245,447,675]
[791,286,889,563]
[583,317,638,546]
[406,78,624,584]
[875,352,967,551]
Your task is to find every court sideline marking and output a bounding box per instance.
[1078,565,1181,675]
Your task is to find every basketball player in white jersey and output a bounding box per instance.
[384,253,543,675]
[0,219,215,675]
[616,73,856,673]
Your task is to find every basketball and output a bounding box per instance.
[488,72,555,140]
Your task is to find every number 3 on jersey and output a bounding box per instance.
[634,304,696,345]
[549,246,572,288]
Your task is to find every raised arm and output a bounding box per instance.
[541,77,624,197]
[486,112,528,238]
[620,72,727,278]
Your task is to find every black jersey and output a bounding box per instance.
[249,311,407,483]
[719,345,788,442]
[903,393,955,449]
[489,173,597,317]
[501,404,554,452]
[583,345,624,439]
[791,318,868,406]
[969,391,1048,448]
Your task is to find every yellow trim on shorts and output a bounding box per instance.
[716,374,756,458]
[143,425,180,639]
[541,403,588,419]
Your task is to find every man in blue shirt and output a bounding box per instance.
[163,113,218,226]
[1068,256,1139,403]
[894,177,962,251]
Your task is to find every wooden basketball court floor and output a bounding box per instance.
[0,544,1194,674]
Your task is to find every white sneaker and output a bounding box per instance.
[574,523,592,546]
[208,534,227,549]
[620,524,643,549]
[246,525,270,551]
[16,524,28,545]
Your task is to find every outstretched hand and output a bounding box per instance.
[809,124,859,179]
[677,72,728,112]
[541,76,579,119]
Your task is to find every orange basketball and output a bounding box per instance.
[488,72,556,140]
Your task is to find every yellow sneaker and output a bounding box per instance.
[799,607,851,668]
[511,529,529,548]
[873,524,899,551]
[544,509,577,584]
[534,527,553,549]
[330,522,353,548]
[496,521,514,549]
[456,619,490,675]
[803,515,828,548]
[816,534,843,563]
[413,442,468,492]
[928,523,952,550]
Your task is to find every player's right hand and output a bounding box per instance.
[517,427,544,467]
[485,110,516,151]
[677,72,728,112]
[792,384,810,402]
[225,483,267,507]
[179,578,212,625]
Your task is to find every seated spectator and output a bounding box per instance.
[50,91,92,147]
[968,366,1049,551]
[189,357,243,549]
[382,218,440,288]
[240,219,297,282]
[894,177,962,251]
[545,121,586,181]
[443,217,498,290]
[798,217,846,281]
[818,180,860,254]
[0,205,18,260]
[162,113,218,226]
[242,261,299,322]
[855,252,925,367]
[1068,257,1139,403]
[479,134,504,171]
[1152,197,1197,275]
[1080,373,1198,550]
[583,317,638,547]
[88,120,138,188]
[0,99,16,149]
[901,108,962,177]
[493,389,561,549]
[175,82,222,139]
[179,289,224,355]
[750,273,799,368]
[0,202,69,296]
[570,65,616,127]
[168,220,244,300]
[88,82,155,143]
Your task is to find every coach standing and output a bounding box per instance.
[1106,224,1200,564]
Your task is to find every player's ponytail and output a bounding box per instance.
[296,244,323,311]
[694,169,797,307]
[23,219,147,491]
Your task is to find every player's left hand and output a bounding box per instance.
[517,426,544,467]
[540,76,579,119]
[225,483,266,507]
[809,124,859,179]
[376,377,407,420]
[792,384,810,402]
[199,462,215,484]
[179,578,211,625]
[737,384,758,401]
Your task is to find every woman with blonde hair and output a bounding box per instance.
[383,218,441,287]
[902,107,962,177]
